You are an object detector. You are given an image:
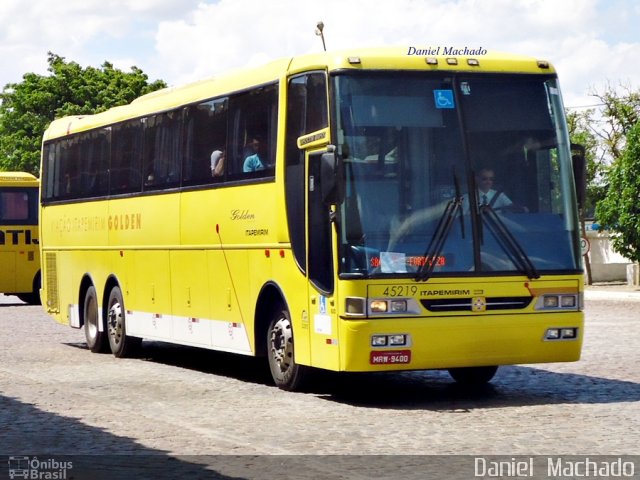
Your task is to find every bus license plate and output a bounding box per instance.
[370,350,411,365]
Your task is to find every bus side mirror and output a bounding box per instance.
[571,143,586,211]
[320,146,344,205]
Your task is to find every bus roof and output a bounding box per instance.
[0,171,38,186]
[43,47,556,141]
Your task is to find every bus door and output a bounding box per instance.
[306,146,341,371]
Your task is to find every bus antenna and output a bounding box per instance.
[315,21,327,51]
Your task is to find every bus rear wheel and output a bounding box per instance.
[106,286,141,358]
[84,285,108,353]
[267,305,307,391]
[448,366,499,386]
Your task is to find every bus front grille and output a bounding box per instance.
[421,296,532,312]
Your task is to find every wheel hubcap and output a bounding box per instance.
[108,301,123,345]
[270,316,293,373]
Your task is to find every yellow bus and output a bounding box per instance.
[0,172,41,304]
[40,47,584,390]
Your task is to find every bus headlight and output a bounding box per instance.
[370,300,388,313]
[371,334,410,347]
[535,293,580,310]
[544,327,578,341]
[388,334,407,346]
[344,298,420,318]
[389,300,407,313]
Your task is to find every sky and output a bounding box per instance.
[1,0,640,110]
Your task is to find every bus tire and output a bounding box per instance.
[106,286,141,358]
[267,304,307,391]
[84,285,108,353]
[448,366,498,385]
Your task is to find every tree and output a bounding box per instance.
[589,82,640,161]
[595,120,640,264]
[567,83,640,221]
[0,52,166,175]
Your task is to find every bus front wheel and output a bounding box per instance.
[448,366,499,386]
[267,305,307,391]
[84,285,108,353]
[106,286,141,358]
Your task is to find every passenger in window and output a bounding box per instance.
[243,138,266,172]
[145,171,156,187]
[210,150,225,177]
[242,138,261,158]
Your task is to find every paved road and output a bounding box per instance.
[0,291,638,479]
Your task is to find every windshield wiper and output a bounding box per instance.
[480,205,540,279]
[415,173,464,282]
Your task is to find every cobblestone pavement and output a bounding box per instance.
[0,289,638,478]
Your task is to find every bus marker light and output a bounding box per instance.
[348,56,361,65]
[425,57,438,65]
[467,58,480,66]
[446,58,458,65]
[279,250,285,258]
[264,250,270,258]
[345,297,365,315]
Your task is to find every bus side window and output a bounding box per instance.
[143,112,182,190]
[111,119,143,194]
[182,98,228,186]
[58,138,81,199]
[79,128,110,197]
[228,83,278,179]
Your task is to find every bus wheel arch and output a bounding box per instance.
[254,282,285,358]
[16,270,42,305]
[255,283,309,391]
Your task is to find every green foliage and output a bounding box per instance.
[0,52,166,175]
[595,121,640,263]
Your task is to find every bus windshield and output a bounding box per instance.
[334,72,581,278]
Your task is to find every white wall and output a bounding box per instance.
[584,222,634,283]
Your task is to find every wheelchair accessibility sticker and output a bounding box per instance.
[433,89,455,109]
